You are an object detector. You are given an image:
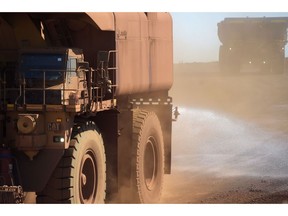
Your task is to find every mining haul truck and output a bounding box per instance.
[218,17,288,73]
[0,12,173,204]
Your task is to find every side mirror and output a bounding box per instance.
[97,51,109,67]
[78,62,89,70]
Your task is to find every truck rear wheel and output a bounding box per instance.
[36,122,106,203]
[128,110,165,203]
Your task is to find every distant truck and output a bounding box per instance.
[0,12,174,203]
[218,17,288,73]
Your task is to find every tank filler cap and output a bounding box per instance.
[17,114,39,134]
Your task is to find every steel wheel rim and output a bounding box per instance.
[79,150,97,203]
[144,136,157,191]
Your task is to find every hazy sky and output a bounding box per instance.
[172,12,288,63]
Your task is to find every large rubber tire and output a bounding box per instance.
[219,45,226,72]
[219,45,240,74]
[36,121,106,203]
[219,46,232,73]
[128,109,165,203]
[271,55,285,74]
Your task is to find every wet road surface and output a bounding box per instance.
[161,107,288,203]
[161,67,288,204]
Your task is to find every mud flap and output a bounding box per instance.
[13,149,64,192]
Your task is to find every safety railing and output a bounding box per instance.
[0,68,80,107]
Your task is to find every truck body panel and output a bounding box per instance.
[0,12,173,95]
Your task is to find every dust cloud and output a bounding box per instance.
[24,62,288,204]
[160,62,288,203]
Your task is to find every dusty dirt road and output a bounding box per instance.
[160,63,288,204]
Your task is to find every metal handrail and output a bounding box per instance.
[1,51,118,111]
[0,68,81,106]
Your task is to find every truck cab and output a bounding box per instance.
[5,48,85,106]
[0,48,86,154]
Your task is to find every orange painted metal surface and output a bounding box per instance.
[0,12,173,95]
